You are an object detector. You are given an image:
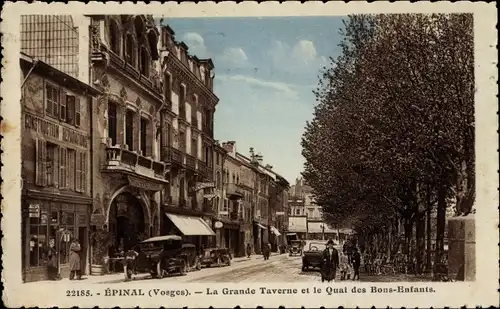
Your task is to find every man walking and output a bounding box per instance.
[321,239,339,282]
[352,247,361,280]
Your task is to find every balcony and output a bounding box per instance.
[171,148,184,166]
[161,146,171,163]
[197,160,211,178]
[226,183,244,199]
[104,146,166,182]
[186,154,196,171]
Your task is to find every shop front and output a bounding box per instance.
[22,193,91,282]
[218,220,242,257]
[162,212,216,253]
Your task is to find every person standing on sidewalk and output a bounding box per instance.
[246,243,252,258]
[69,238,82,280]
[321,239,339,282]
[352,247,361,280]
[46,237,60,281]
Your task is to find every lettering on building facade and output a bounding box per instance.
[25,113,88,148]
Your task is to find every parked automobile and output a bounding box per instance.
[122,235,187,281]
[200,248,232,268]
[302,242,327,271]
[178,243,201,272]
[289,240,302,256]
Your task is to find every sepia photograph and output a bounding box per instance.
[1,2,498,308]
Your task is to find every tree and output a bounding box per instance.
[302,13,474,278]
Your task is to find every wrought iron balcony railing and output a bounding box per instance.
[105,146,166,181]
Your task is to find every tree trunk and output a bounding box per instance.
[426,185,433,272]
[415,210,425,274]
[433,185,447,279]
[404,217,413,260]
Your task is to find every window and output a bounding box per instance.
[110,21,120,54]
[58,146,67,189]
[179,178,185,200]
[179,84,186,119]
[223,199,228,212]
[216,153,220,165]
[125,34,135,65]
[296,208,300,215]
[46,84,60,118]
[46,143,58,187]
[140,117,148,156]
[140,46,149,76]
[179,131,186,153]
[75,151,87,193]
[108,102,117,145]
[216,172,221,189]
[67,149,76,191]
[191,137,197,157]
[232,174,236,184]
[125,109,135,150]
[164,73,172,101]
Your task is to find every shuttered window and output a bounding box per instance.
[66,95,76,126]
[58,147,67,188]
[59,91,67,122]
[75,96,81,127]
[75,151,81,192]
[81,152,87,194]
[67,149,76,191]
[46,84,60,118]
[35,138,47,186]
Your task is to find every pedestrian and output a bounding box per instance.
[69,238,82,280]
[352,247,361,280]
[246,243,252,258]
[321,239,339,283]
[46,237,59,281]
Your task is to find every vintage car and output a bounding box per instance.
[122,235,187,281]
[200,248,232,268]
[289,240,302,256]
[177,243,202,272]
[301,242,327,272]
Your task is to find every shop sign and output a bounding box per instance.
[128,176,163,191]
[214,221,223,229]
[25,113,88,148]
[91,214,106,226]
[276,211,285,216]
[29,204,40,218]
[203,193,217,200]
[195,182,215,191]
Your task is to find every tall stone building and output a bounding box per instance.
[20,15,100,282]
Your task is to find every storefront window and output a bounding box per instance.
[27,202,79,267]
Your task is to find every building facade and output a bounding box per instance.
[20,15,100,282]
[21,53,100,282]
[212,142,227,247]
[158,24,218,250]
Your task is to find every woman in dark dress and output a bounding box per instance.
[69,238,82,280]
[321,239,339,282]
[47,238,59,280]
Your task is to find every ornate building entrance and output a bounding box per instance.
[108,192,147,251]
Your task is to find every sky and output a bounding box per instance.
[161,17,346,183]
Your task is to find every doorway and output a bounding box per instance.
[78,226,88,274]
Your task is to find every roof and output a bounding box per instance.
[141,235,182,243]
[20,52,101,96]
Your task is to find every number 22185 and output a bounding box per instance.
[66,290,92,297]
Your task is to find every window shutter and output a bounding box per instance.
[75,96,81,127]
[75,151,82,192]
[81,152,87,194]
[45,87,53,116]
[35,138,46,186]
[53,88,59,118]
[59,147,67,189]
[66,95,75,125]
[60,90,67,121]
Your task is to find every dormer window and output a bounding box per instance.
[140,46,149,77]
[125,34,135,66]
[109,21,120,54]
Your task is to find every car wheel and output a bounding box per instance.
[180,261,187,275]
[302,265,306,272]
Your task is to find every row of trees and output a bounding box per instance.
[302,14,474,278]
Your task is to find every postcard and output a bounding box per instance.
[1,1,498,308]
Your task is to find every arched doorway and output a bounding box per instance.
[108,192,146,252]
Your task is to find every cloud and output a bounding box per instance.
[220,47,249,66]
[181,32,208,58]
[216,74,298,99]
[268,40,327,72]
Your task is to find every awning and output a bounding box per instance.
[165,213,215,236]
[270,226,281,236]
[255,222,267,229]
